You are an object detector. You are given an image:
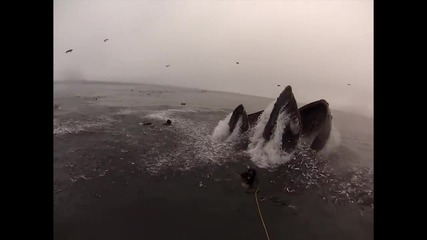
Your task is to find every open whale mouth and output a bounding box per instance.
[213,85,333,156]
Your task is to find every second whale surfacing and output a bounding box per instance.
[217,85,333,154]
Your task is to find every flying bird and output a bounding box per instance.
[165,65,170,67]
[104,39,109,42]
[277,84,281,87]
[236,61,240,64]
[347,83,351,86]
[65,49,73,54]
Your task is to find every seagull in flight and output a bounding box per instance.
[104,39,109,42]
[65,49,73,54]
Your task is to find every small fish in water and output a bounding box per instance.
[288,205,297,210]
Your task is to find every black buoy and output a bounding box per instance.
[164,119,172,126]
[240,168,257,188]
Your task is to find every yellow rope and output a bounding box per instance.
[255,187,271,240]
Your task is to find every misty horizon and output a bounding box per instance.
[54,0,373,117]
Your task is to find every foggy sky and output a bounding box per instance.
[54,0,373,117]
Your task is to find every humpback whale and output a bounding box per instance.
[217,85,332,153]
[228,104,249,134]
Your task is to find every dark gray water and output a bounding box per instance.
[54,81,373,240]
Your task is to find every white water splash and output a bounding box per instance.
[247,101,294,168]
[145,108,198,120]
[211,112,243,142]
[116,109,137,115]
[211,112,232,141]
[53,116,114,135]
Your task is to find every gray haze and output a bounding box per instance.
[54,0,373,117]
